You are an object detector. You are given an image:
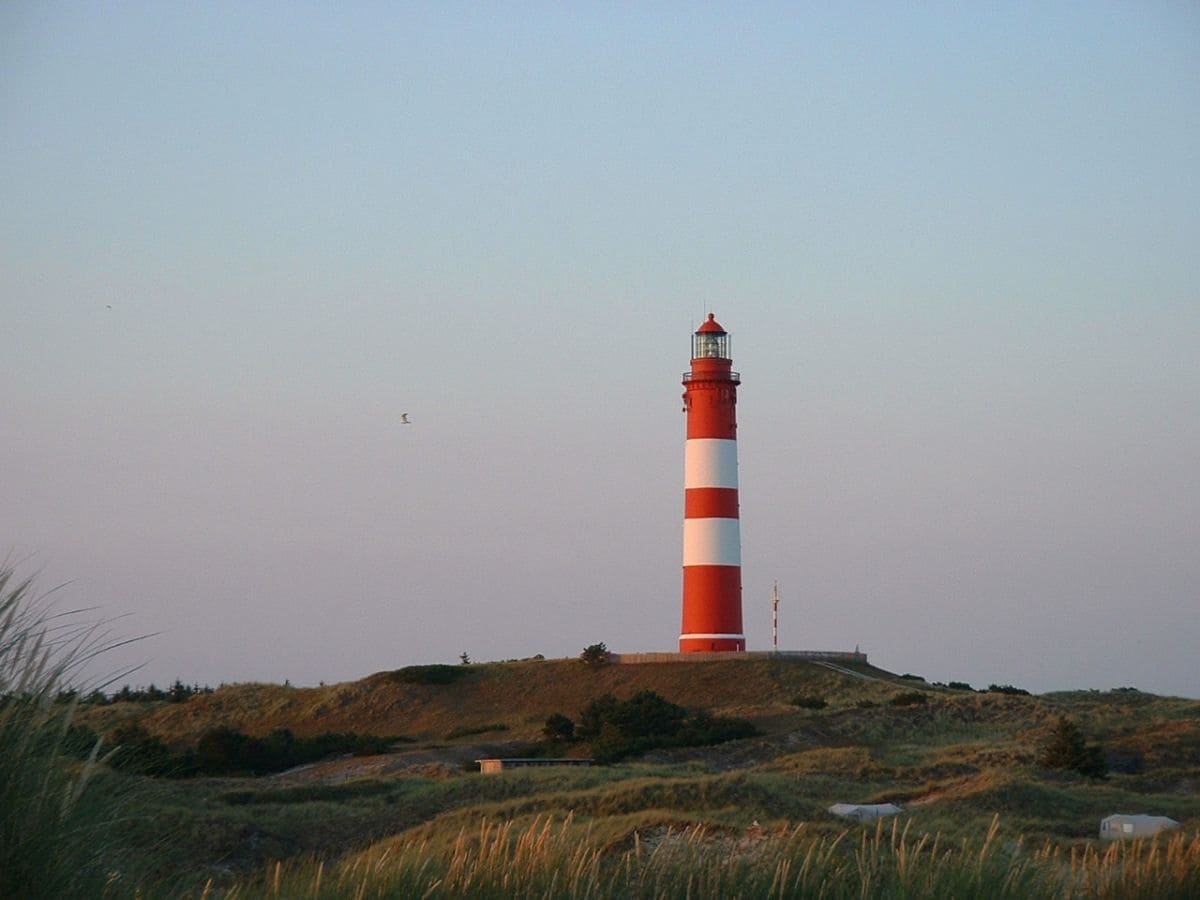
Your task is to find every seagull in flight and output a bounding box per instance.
[400,413,411,424]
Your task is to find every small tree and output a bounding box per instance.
[580,642,611,666]
[168,678,191,703]
[542,712,575,741]
[1039,716,1108,779]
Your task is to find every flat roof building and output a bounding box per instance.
[476,758,594,774]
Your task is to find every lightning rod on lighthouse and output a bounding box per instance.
[679,313,745,652]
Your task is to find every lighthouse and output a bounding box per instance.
[680,313,745,652]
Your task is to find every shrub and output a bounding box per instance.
[107,725,408,777]
[445,723,508,739]
[889,691,928,707]
[576,690,756,763]
[899,673,926,682]
[946,681,975,691]
[855,699,878,709]
[580,643,612,666]
[1105,747,1145,775]
[542,713,575,741]
[112,682,212,703]
[1039,716,1108,779]
[790,694,827,710]
[577,693,621,740]
[108,721,178,775]
[388,664,468,685]
[987,683,1030,696]
[195,725,257,775]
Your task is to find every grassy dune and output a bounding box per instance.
[6,583,1198,897]
[69,657,1198,897]
[82,656,905,743]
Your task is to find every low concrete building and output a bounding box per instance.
[828,803,902,823]
[1100,814,1180,841]
[476,758,593,774]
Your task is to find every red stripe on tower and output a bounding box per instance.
[680,313,745,652]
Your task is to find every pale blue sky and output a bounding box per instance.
[3,3,1198,696]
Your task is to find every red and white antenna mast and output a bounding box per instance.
[772,581,780,651]
[679,313,745,652]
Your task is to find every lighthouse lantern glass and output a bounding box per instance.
[693,331,729,359]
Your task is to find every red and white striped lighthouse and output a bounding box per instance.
[680,313,745,652]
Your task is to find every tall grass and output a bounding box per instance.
[0,564,138,898]
[201,813,1200,899]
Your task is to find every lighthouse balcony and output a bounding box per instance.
[683,371,740,383]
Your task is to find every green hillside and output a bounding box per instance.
[58,654,1200,897]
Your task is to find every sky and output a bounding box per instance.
[3,3,1198,698]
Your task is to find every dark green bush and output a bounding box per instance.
[543,713,575,741]
[577,693,621,740]
[108,722,178,776]
[388,664,468,685]
[109,725,408,777]
[195,725,256,775]
[576,690,756,763]
[889,691,928,707]
[445,723,508,739]
[580,643,612,666]
[1039,717,1108,779]
[987,683,1030,696]
[791,694,827,710]
[111,682,212,703]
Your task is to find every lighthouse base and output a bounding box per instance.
[680,565,743,652]
[679,634,746,652]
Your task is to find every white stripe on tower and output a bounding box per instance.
[682,516,741,567]
[684,439,739,489]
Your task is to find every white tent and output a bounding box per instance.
[1100,814,1180,841]
[828,803,902,823]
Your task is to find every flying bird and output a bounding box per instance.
[400,413,411,424]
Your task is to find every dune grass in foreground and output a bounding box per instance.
[0,566,132,898]
[192,814,1200,900]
